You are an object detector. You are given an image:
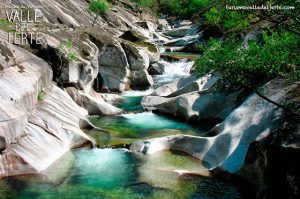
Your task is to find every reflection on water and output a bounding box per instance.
[0,149,241,199]
[87,112,207,147]
[115,95,144,112]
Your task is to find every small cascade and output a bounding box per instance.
[161,59,194,76]
[151,59,194,87]
[159,46,185,53]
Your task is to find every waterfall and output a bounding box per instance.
[151,59,194,87]
[159,46,185,53]
[161,59,194,76]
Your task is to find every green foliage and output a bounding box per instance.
[223,11,250,31]
[88,0,109,15]
[159,0,210,18]
[89,0,109,26]
[59,39,73,49]
[59,40,79,62]
[67,52,79,62]
[0,19,14,32]
[186,0,300,85]
[37,91,45,101]
[204,8,221,25]
[195,30,300,84]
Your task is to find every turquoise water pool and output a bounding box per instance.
[0,149,242,199]
[87,112,208,147]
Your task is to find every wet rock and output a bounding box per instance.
[164,34,201,47]
[158,19,169,30]
[148,62,167,75]
[163,24,200,38]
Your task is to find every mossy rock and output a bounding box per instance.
[0,19,14,32]
[120,30,157,53]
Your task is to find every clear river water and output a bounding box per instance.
[0,33,243,199]
[0,148,241,199]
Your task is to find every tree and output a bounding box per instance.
[89,0,109,27]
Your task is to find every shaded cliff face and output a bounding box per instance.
[234,116,300,199]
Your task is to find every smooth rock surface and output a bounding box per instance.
[66,87,122,115]
[132,79,298,173]
[130,69,154,90]
[164,24,200,38]
[0,42,93,178]
[151,74,217,97]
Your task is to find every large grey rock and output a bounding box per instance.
[0,103,28,149]
[167,74,221,97]
[90,29,159,92]
[98,93,123,103]
[164,34,201,46]
[141,95,171,108]
[164,24,200,38]
[99,43,129,68]
[0,42,93,178]
[0,41,52,112]
[136,21,157,33]
[153,90,242,121]
[158,19,169,30]
[6,84,93,175]
[119,30,160,64]
[143,74,228,121]
[130,69,154,89]
[148,62,168,75]
[66,87,122,115]
[164,27,189,37]
[151,75,200,97]
[122,42,150,70]
[68,40,99,91]
[132,78,298,174]
[99,66,130,92]
[28,31,99,92]
[87,31,131,92]
[233,116,300,199]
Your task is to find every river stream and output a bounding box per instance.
[0,20,243,199]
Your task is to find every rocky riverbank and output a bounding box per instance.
[0,0,161,177]
[0,0,299,198]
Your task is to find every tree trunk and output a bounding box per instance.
[92,14,99,27]
[247,85,300,117]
